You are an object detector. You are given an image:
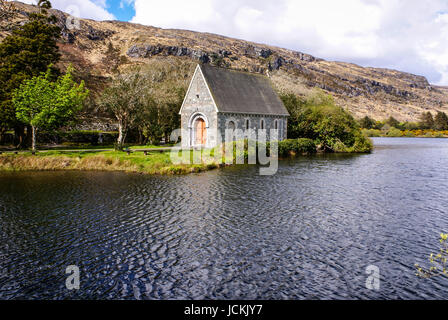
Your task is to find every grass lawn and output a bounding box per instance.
[0,149,222,175]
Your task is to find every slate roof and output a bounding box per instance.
[200,64,289,116]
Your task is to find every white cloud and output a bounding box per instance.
[18,0,115,21]
[130,0,448,85]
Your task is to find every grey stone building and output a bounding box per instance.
[180,64,289,148]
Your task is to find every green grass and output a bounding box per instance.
[0,149,220,175]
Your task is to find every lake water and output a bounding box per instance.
[0,138,448,300]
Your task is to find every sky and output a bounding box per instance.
[15,0,448,85]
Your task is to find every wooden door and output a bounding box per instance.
[195,118,206,146]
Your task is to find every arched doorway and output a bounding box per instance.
[194,118,207,146]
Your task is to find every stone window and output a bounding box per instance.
[245,119,250,130]
[260,119,265,130]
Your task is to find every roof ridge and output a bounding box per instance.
[200,63,268,78]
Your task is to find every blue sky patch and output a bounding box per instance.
[106,0,135,22]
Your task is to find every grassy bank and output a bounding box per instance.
[0,150,220,175]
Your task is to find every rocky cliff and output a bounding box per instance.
[2,1,448,122]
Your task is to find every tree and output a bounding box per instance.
[12,66,89,151]
[0,0,61,147]
[97,58,193,148]
[359,116,376,129]
[281,90,372,153]
[139,87,185,145]
[434,112,448,131]
[98,72,147,149]
[136,59,193,145]
[419,112,434,130]
[386,116,400,129]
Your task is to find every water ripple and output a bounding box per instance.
[1,138,448,299]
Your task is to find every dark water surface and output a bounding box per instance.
[1,138,448,300]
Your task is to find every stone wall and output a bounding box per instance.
[180,67,218,148]
[217,113,288,143]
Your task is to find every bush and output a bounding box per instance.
[362,129,381,137]
[281,91,373,153]
[278,139,316,157]
[297,138,317,154]
[386,127,402,137]
[332,132,373,153]
[403,130,416,137]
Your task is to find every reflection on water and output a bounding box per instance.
[0,138,448,299]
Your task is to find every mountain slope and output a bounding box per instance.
[2,1,448,122]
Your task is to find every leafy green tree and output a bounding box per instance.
[386,116,401,129]
[159,88,185,144]
[403,121,419,131]
[281,90,372,153]
[359,116,376,129]
[0,0,61,147]
[137,89,185,146]
[434,111,448,131]
[373,120,385,130]
[12,66,89,151]
[419,112,434,130]
[140,97,163,145]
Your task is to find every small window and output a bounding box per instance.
[274,120,278,130]
[245,119,250,130]
[196,94,200,99]
[260,119,265,130]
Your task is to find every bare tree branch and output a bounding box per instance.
[0,0,17,22]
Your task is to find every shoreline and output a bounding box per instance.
[0,151,222,175]
[0,137,374,175]
[0,150,372,176]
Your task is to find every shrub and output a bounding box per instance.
[278,138,316,157]
[278,139,297,157]
[296,138,317,154]
[362,129,381,137]
[331,132,373,153]
[403,130,416,137]
[281,90,373,153]
[386,127,402,137]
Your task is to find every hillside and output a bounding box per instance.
[2,1,448,123]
